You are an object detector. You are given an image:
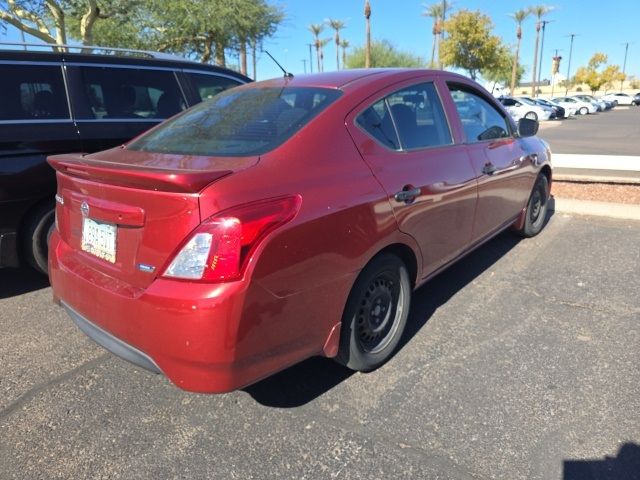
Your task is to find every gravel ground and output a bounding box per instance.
[552,181,640,205]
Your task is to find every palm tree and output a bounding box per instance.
[509,9,530,95]
[319,38,331,72]
[327,19,346,70]
[438,0,453,69]
[340,39,350,69]
[422,3,444,68]
[530,5,553,96]
[364,1,371,68]
[308,23,324,73]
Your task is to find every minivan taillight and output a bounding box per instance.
[163,195,302,282]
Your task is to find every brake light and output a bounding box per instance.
[163,195,301,282]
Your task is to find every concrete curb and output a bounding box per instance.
[549,197,640,221]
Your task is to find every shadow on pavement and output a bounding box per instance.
[246,211,556,407]
[564,443,640,480]
[0,267,49,299]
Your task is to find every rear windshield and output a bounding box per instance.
[128,86,341,156]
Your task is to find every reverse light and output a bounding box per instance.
[163,195,301,282]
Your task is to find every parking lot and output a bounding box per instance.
[1,213,639,479]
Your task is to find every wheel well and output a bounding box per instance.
[374,243,418,288]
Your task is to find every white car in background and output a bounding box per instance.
[601,92,634,105]
[498,97,552,122]
[552,96,597,115]
[536,97,577,118]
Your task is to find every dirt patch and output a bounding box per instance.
[552,181,640,205]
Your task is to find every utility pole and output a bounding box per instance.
[621,42,630,91]
[537,20,553,93]
[302,59,307,74]
[307,44,314,73]
[565,33,577,95]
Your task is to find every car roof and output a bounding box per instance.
[0,48,250,81]
[249,68,472,91]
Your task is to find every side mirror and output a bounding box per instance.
[518,118,538,137]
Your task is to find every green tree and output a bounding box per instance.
[422,2,444,68]
[339,38,350,69]
[508,8,529,95]
[327,18,346,70]
[440,9,503,80]
[574,53,624,95]
[308,23,324,72]
[345,39,424,68]
[481,45,525,93]
[529,5,553,96]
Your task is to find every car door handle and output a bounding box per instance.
[394,187,421,203]
[482,163,497,175]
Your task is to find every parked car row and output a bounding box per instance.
[496,90,638,123]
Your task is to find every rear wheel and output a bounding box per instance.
[335,253,411,372]
[516,174,549,238]
[524,111,538,121]
[22,202,55,275]
[579,106,588,115]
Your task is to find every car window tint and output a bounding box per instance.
[185,72,242,102]
[449,86,510,143]
[74,67,186,120]
[356,99,400,150]
[129,87,341,157]
[385,82,452,150]
[0,65,68,120]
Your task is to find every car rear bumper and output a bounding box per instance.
[49,231,324,393]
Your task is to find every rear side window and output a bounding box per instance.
[73,67,186,120]
[356,82,451,151]
[185,72,242,102]
[449,86,511,142]
[129,86,341,156]
[0,64,69,120]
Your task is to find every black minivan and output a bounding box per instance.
[0,43,249,273]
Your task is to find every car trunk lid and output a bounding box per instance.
[49,149,258,289]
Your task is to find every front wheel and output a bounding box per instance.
[516,174,550,238]
[335,253,411,372]
[579,106,588,115]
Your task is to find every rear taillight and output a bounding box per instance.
[163,195,301,282]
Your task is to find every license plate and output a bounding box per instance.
[81,218,117,263]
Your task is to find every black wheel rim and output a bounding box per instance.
[356,271,405,354]
[529,181,546,225]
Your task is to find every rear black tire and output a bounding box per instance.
[579,106,588,115]
[22,202,55,275]
[524,111,538,121]
[335,253,411,372]
[516,174,549,238]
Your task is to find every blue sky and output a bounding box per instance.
[2,0,638,84]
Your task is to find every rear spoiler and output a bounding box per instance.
[48,153,233,193]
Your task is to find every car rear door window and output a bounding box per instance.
[184,72,243,102]
[72,66,186,120]
[449,86,511,143]
[356,100,400,150]
[0,64,69,121]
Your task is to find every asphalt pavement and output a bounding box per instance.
[1,213,639,480]
[538,106,640,156]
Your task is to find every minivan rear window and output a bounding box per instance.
[128,86,341,157]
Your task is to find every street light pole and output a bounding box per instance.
[307,44,313,73]
[537,20,553,92]
[302,59,307,74]
[621,42,630,92]
[565,33,577,95]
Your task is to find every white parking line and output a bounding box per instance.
[552,154,640,171]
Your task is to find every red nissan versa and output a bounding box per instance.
[48,69,551,393]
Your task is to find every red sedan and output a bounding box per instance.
[48,69,551,393]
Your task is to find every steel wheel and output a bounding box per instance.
[336,253,411,371]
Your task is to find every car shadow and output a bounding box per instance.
[246,210,555,407]
[0,267,49,299]
[563,443,640,480]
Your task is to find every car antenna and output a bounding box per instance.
[264,50,294,79]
